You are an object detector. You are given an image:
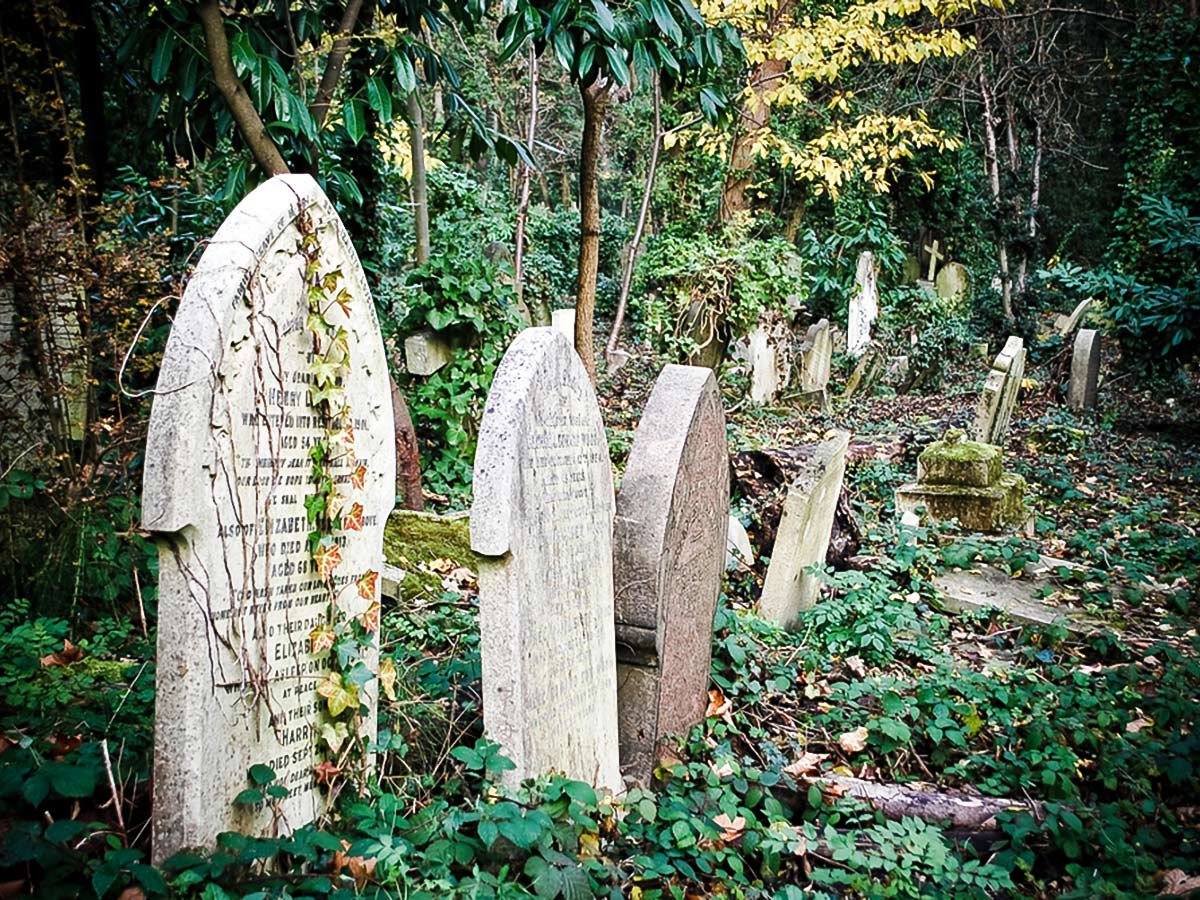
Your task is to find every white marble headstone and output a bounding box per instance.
[143,175,394,861]
[848,252,878,358]
[471,327,621,790]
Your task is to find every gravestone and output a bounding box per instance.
[848,252,878,357]
[404,327,454,375]
[735,312,791,405]
[973,336,1025,445]
[552,307,576,343]
[1068,328,1101,411]
[1054,298,1092,337]
[613,364,728,784]
[759,430,850,628]
[726,516,755,571]
[471,327,621,790]
[923,240,944,281]
[796,319,832,403]
[935,262,971,307]
[142,175,394,861]
[841,345,885,400]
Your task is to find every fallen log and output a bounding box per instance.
[815,774,1046,829]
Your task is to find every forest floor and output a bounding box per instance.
[3,333,1199,898]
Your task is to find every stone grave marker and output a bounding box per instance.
[1054,297,1092,337]
[759,430,850,628]
[923,239,944,281]
[552,307,576,343]
[733,312,791,405]
[1068,328,1101,411]
[613,365,728,784]
[797,318,832,403]
[973,336,1025,445]
[848,252,878,357]
[841,344,885,400]
[935,262,971,306]
[142,175,395,861]
[404,327,454,375]
[471,327,621,790]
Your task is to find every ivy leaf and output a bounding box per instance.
[320,721,350,752]
[310,623,337,655]
[314,538,343,582]
[350,464,368,490]
[316,672,359,718]
[342,502,364,532]
[379,657,398,701]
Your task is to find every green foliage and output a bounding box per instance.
[877,284,973,392]
[523,205,629,317]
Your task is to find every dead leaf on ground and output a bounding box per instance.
[844,656,866,678]
[45,733,83,760]
[1126,717,1152,734]
[332,842,377,890]
[783,752,829,778]
[713,813,746,843]
[40,639,84,668]
[706,688,733,725]
[710,760,735,778]
[313,760,341,785]
[838,726,869,754]
[1160,868,1200,896]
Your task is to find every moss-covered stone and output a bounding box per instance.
[382,509,478,602]
[917,434,1002,488]
[895,473,1028,533]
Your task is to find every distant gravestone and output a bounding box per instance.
[759,431,850,627]
[1068,328,1101,411]
[736,313,791,405]
[797,318,832,401]
[552,307,576,343]
[923,239,945,281]
[973,336,1025,445]
[613,365,728,784]
[405,327,454,375]
[1055,298,1092,337]
[471,327,621,790]
[841,344,885,400]
[935,262,971,306]
[142,175,394,861]
[848,252,878,357]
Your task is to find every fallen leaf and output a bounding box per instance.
[710,761,735,778]
[117,889,145,900]
[838,726,869,754]
[713,813,746,843]
[578,831,600,859]
[1126,717,1152,734]
[40,639,84,668]
[313,759,340,785]
[783,752,829,778]
[844,656,866,678]
[45,733,83,760]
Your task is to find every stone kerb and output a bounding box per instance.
[613,364,729,784]
[470,327,622,791]
[142,175,394,861]
[759,430,850,628]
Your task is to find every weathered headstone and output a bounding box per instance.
[1068,328,1101,411]
[734,312,791,405]
[726,516,755,571]
[1054,297,1092,337]
[471,327,621,790]
[848,252,878,358]
[143,175,394,861]
[759,430,850,628]
[841,344,885,401]
[973,336,1025,445]
[613,365,728,784]
[796,318,832,402]
[405,327,454,375]
[552,307,576,343]
[935,262,971,306]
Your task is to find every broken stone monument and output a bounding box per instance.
[1068,328,1101,412]
[759,430,850,628]
[973,336,1025,445]
[613,364,728,784]
[471,327,621,791]
[142,175,394,861]
[895,430,1027,533]
[1054,297,1092,337]
[934,564,1103,634]
[848,252,878,358]
[842,344,886,401]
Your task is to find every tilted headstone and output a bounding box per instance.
[841,344,885,400]
[731,312,791,405]
[1054,298,1092,337]
[759,430,850,628]
[797,318,832,399]
[404,327,454,375]
[848,252,878,358]
[613,365,728,784]
[142,175,394,861]
[470,327,621,790]
[1068,328,1101,411]
[973,336,1025,445]
[935,262,971,306]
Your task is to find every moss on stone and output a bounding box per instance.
[382,510,478,602]
[918,435,1003,487]
[896,472,1028,533]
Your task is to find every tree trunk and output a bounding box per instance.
[196,0,289,176]
[514,47,539,305]
[575,80,609,383]
[976,44,1013,323]
[309,0,366,130]
[408,91,430,265]
[606,74,660,360]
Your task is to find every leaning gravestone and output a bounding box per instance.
[759,430,850,628]
[973,336,1025,445]
[613,365,728,784]
[1068,328,1101,411]
[471,327,622,790]
[142,175,395,861]
[796,318,833,404]
[848,252,878,358]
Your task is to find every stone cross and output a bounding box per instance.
[1068,328,1101,411]
[923,240,944,281]
[613,365,728,784]
[470,327,622,791]
[973,335,1026,445]
[759,430,850,627]
[142,175,395,862]
[848,251,878,358]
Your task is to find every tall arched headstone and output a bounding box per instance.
[848,252,878,358]
[471,327,621,790]
[143,175,394,861]
[1068,328,1101,411]
[613,365,729,784]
